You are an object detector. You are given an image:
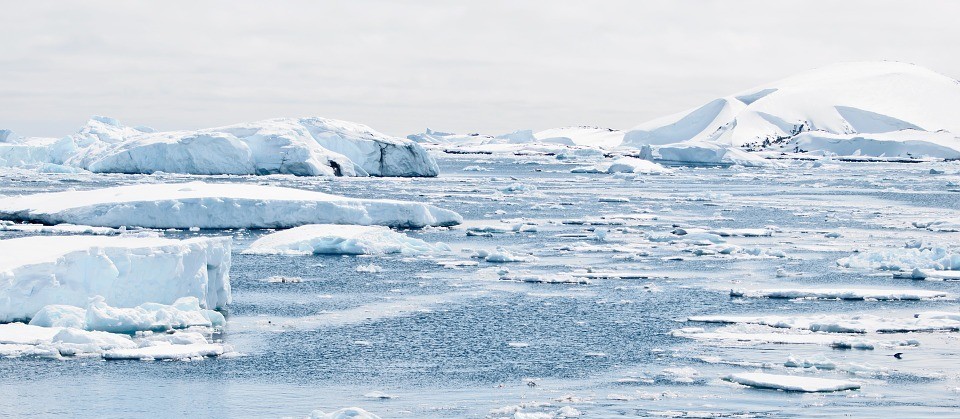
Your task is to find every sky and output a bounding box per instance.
[2,0,959,138]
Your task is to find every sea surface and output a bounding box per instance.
[1,156,959,418]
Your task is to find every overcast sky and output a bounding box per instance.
[3,1,959,138]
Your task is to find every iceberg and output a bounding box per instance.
[243,224,451,256]
[0,181,463,229]
[571,156,672,174]
[1,116,439,177]
[729,288,950,301]
[0,235,231,322]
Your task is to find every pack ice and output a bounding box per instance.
[622,61,960,161]
[0,235,231,322]
[0,116,439,177]
[0,181,463,229]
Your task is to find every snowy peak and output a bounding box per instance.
[623,61,960,159]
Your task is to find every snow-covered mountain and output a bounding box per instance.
[622,61,960,160]
[0,116,439,177]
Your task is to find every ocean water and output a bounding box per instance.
[0,156,959,418]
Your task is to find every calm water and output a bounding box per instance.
[1,156,959,418]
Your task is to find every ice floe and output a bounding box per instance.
[243,224,450,256]
[838,247,960,271]
[307,407,382,419]
[723,372,860,392]
[570,156,672,174]
[0,181,462,229]
[689,311,960,333]
[729,288,950,301]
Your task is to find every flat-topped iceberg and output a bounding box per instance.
[0,235,231,322]
[1,116,439,177]
[0,181,463,229]
[243,224,451,255]
[724,372,860,392]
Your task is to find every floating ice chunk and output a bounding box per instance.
[784,354,836,370]
[29,305,87,328]
[912,219,960,232]
[0,182,462,229]
[838,247,960,271]
[363,391,395,400]
[0,221,120,235]
[355,263,383,273]
[243,224,450,256]
[308,407,382,419]
[660,367,700,383]
[689,312,960,333]
[730,288,950,301]
[84,296,226,333]
[571,157,672,174]
[649,231,725,244]
[501,183,535,193]
[499,272,589,284]
[474,247,538,263]
[724,372,860,392]
[0,321,224,360]
[264,276,303,283]
[51,328,137,356]
[0,235,231,322]
[101,342,226,360]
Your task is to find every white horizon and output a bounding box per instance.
[3,0,958,138]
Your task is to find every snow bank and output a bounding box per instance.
[2,116,439,177]
[838,247,960,271]
[243,224,450,255]
[622,61,960,160]
[571,156,672,174]
[730,288,950,301]
[0,235,231,322]
[724,372,860,392]
[0,181,462,229]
